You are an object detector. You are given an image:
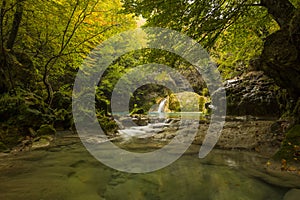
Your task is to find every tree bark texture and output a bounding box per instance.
[261,0,296,28]
[7,0,23,50]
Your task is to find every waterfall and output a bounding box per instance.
[158,99,167,113]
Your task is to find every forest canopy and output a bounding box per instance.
[122,0,299,78]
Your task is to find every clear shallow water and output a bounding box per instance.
[148,112,204,120]
[0,137,291,200]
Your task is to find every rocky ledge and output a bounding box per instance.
[225,71,283,117]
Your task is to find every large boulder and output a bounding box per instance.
[225,71,282,117]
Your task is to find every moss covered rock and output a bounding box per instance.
[31,135,54,150]
[37,125,56,136]
[168,92,208,113]
[273,125,300,162]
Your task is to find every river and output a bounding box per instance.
[0,132,299,200]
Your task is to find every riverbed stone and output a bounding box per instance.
[118,117,135,127]
[132,117,148,126]
[283,189,300,200]
[31,138,50,150]
[193,118,282,155]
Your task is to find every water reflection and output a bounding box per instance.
[0,139,290,200]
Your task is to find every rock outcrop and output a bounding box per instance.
[225,71,282,117]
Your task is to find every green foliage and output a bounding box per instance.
[168,93,180,112]
[121,0,280,79]
[94,47,206,115]
[97,115,118,135]
[290,0,300,8]
[0,89,50,127]
[122,0,256,46]
[1,0,136,98]
[0,88,68,146]
[130,107,146,115]
[202,88,209,96]
[0,89,52,148]
[0,0,137,147]
[198,96,207,113]
[211,6,279,79]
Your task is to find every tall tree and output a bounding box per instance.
[0,0,136,102]
[259,0,300,98]
[6,0,23,50]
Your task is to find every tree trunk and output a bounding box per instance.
[261,0,296,28]
[0,0,6,51]
[6,0,23,50]
[43,72,54,106]
[259,0,300,121]
[259,0,300,96]
[43,57,55,106]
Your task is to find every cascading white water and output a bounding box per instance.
[157,99,167,113]
[117,99,168,139]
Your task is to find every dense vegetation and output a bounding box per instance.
[0,0,300,162]
[0,0,136,149]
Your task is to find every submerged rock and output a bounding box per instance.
[284,189,300,200]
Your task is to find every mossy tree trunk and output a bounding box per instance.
[6,0,24,50]
[259,0,300,122]
[0,0,24,93]
[261,0,296,28]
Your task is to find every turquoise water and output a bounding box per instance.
[148,111,203,119]
[0,136,291,200]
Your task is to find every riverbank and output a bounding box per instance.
[116,115,285,155]
[1,115,292,157]
[2,114,300,180]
